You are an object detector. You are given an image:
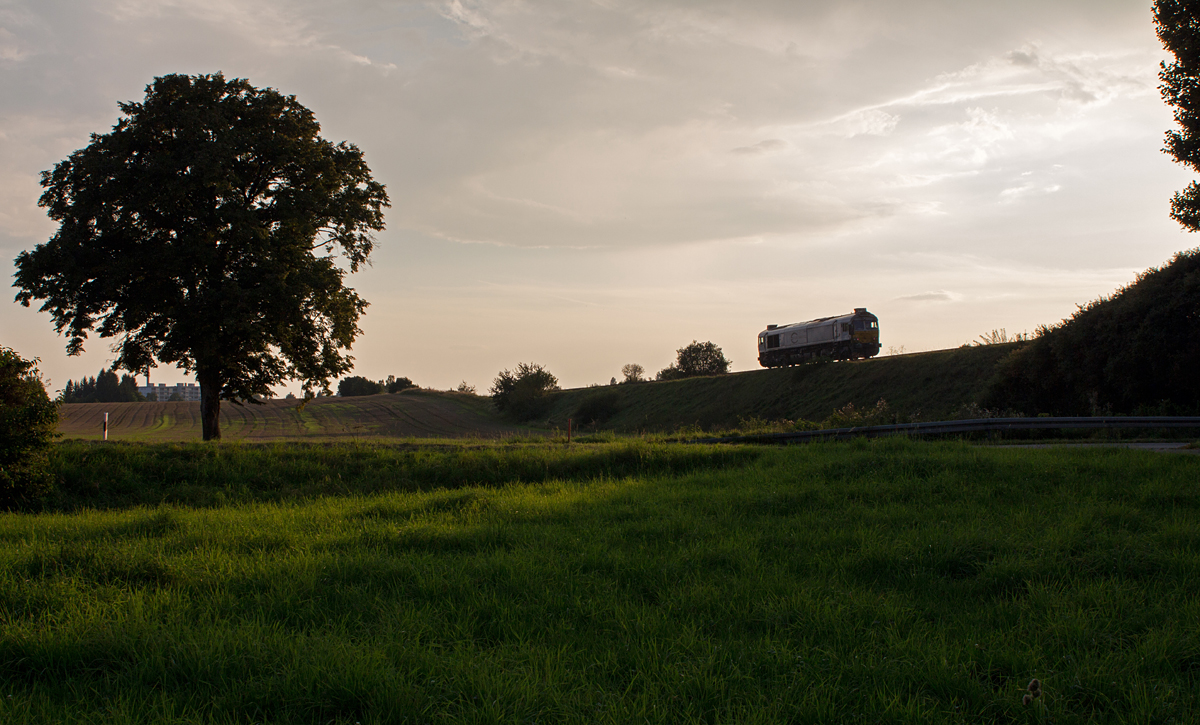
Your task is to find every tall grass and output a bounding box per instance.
[0,438,1197,723]
[44,439,757,510]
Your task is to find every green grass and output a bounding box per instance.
[542,343,1020,433]
[1,438,1198,723]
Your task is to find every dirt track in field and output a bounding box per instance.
[57,390,530,442]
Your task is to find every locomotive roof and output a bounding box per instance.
[760,308,875,334]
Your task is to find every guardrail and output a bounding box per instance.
[693,416,1200,445]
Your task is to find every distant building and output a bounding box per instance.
[137,382,201,402]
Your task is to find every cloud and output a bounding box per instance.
[896,290,957,302]
[731,138,786,155]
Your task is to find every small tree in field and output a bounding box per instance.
[490,362,559,419]
[621,363,645,383]
[13,73,389,440]
[657,341,731,380]
[0,348,58,509]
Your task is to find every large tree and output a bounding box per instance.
[1157,0,1200,229]
[14,73,389,440]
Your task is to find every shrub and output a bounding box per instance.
[338,376,383,397]
[0,347,58,509]
[386,375,415,394]
[823,399,892,428]
[456,381,476,394]
[984,249,1200,415]
[657,341,731,380]
[573,391,620,426]
[490,362,559,420]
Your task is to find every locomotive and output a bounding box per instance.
[757,308,880,367]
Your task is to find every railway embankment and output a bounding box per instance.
[543,343,1021,433]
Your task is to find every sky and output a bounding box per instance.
[1,0,1196,395]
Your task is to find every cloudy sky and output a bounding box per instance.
[1,0,1195,394]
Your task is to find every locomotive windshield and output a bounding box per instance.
[853,319,878,331]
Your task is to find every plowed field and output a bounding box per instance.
[57,390,526,441]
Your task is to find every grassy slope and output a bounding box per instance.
[57,389,527,442]
[53,344,1018,441]
[545,343,1019,432]
[1,439,1197,723]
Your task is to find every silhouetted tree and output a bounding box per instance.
[0,347,57,508]
[490,362,559,419]
[621,363,645,383]
[657,341,731,380]
[338,376,384,397]
[13,73,389,440]
[1157,0,1200,229]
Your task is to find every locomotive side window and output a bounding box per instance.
[766,334,781,349]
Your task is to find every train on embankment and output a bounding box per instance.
[757,308,881,367]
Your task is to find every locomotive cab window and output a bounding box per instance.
[766,334,781,349]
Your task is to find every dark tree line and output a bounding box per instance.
[60,370,143,403]
[983,250,1200,415]
[337,375,415,397]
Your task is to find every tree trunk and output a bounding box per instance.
[198,370,221,441]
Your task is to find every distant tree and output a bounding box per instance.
[621,363,645,383]
[0,347,58,509]
[13,73,389,441]
[385,375,416,393]
[338,376,383,397]
[1156,0,1200,229]
[657,341,731,380]
[456,381,476,394]
[490,362,559,419]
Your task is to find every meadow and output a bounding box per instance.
[1,438,1198,723]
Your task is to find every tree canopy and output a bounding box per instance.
[0,348,58,508]
[338,376,383,397]
[13,73,389,440]
[490,362,559,420]
[1156,0,1200,230]
[657,341,731,380]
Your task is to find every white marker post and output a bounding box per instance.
[103,412,109,441]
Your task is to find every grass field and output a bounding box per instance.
[56,389,527,442]
[2,438,1198,723]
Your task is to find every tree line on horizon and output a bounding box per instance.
[59,370,143,404]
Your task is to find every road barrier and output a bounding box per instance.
[695,416,1200,445]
